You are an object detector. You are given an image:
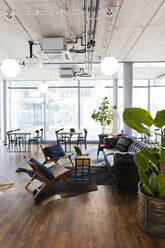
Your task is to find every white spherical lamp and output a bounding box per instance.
[100,56,119,76]
[1,58,20,77]
[38,83,48,94]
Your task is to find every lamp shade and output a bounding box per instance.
[38,83,48,93]
[1,58,20,77]
[100,56,119,76]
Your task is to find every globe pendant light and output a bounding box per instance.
[38,82,48,94]
[1,58,20,77]
[100,56,119,76]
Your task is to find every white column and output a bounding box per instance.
[2,80,7,144]
[123,62,133,135]
[113,75,118,108]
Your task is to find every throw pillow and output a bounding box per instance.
[44,143,65,159]
[115,137,132,152]
[104,137,118,148]
[29,158,54,180]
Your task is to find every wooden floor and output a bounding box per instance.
[0,144,165,248]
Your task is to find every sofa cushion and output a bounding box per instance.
[114,137,132,152]
[104,137,118,148]
[44,144,65,159]
[128,141,146,153]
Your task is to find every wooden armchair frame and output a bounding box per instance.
[40,143,74,169]
[24,157,73,200]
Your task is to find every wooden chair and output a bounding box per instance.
[40,143,74,169]
[24,157,74,200]
[77,128,88,150]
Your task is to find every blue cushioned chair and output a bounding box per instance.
[24,157,73,200]
[40,143,74,169]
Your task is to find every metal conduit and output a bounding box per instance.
[89,0,99,75]
[78,0,99,77]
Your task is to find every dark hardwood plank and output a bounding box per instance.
[0,144,165,248]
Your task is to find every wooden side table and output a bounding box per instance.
[75,155,91,181]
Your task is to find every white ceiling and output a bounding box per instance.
[0,0,165,80]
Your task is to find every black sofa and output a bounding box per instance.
[103,136,148,190]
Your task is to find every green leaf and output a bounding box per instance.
[138,168,149,186]
[161,128,165,147]
[154,110,165,128]
[140,148,159,172]
[160,150,165,166]
[134,152,148,172]
[91,96,114,127]
[143,184,153,196]
[149,174,159,196]
[123,108,153,137]
[156,174,165,198]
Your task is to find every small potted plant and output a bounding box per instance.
[91,96,116,134]
[123,107,165,237]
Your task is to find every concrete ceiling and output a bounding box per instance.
[0,0,165,80]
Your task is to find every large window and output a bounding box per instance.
[8,82,44,131]
[133,80,148,110]
[45,86,78,140]
[80,80,113,140]
[150,84,165,119]
[6,80,115,141]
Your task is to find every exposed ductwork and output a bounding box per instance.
[60,68,74,78]
[41,37,66,53]
[22,0,100,77]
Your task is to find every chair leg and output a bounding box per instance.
[61,175,72,190]
[33,183,48,200]
[97,145,100,158]
[25,174,37,190]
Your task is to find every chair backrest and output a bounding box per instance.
[55,129,66,143]
[84,128,88,139]
[24,157,50,183]
[39,129,44,141]
[55,130,60,143]
[40,143,59,164]
[7,131,16,142]
[35,130,40,138]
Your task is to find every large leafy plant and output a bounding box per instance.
[123,108,165,198]
[91,96,115,130]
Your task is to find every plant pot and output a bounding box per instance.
[138,183,165,237]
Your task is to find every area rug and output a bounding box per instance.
[17,165,112,205]
[35,183,98,206]
[88,147,105,166]
[0,183,14,196]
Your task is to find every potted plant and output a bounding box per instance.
[123,107,165,237]
[91,96,116,134]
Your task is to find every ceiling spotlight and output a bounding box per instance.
[6,11,14,20]
[106,9,113,17]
